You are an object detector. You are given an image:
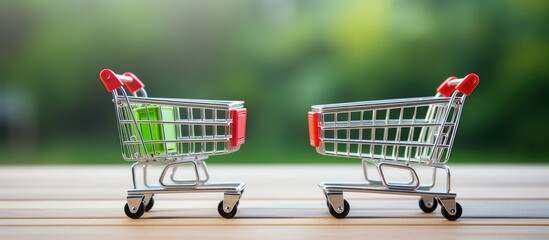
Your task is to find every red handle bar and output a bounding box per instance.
[437,73,479,97]
[99,69,145,94]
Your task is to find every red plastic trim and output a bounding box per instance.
[231,109,247,147]
[436,76,457,97]
[308,112,320,147]
[99,69,123,92]
[122,72,145,94]
[456,73,479,96]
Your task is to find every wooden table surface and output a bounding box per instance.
[1,164,548,239]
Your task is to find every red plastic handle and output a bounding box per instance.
[99,69,123,92]
[231,109,247,147]
[436,73,479,97]
[455,73,479,96]
[308,112,320,147]
[122,72,145,94]
[99,69,145,93]
[436,76,458,97]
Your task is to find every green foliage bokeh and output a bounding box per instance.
[0,0,547,164]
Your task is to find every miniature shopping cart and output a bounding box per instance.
[99,69,247,219]
[308,74,479,220]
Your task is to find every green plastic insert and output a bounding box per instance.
[132,105,177,155]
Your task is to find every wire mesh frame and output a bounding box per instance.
[313,92,466,166]
[111,89,244,162]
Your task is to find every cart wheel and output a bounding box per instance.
[418,198,438,213]
[124,202,145,219]
[217,201,238,219]
[145,197,155,212]
[327,199,350,219]
[441,202,462,221]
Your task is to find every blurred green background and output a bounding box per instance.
[0,0,547,165]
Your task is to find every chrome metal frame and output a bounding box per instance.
[109,86,245,217]
[312,89,468,218]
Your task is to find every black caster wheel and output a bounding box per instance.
[327,199,350,219]
[441,202,462,221]
[124,202,145,219]
[218,200,238,219]
[145,197,155,212]
[419,198,438,213]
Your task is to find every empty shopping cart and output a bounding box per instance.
[99,69,247,219]
[308,74,479,220]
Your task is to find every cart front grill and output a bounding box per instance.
[115,97,246,162]
[309,96,463,165]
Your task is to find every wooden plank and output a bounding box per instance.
[1,165,548,200]
[2,165,548,188]
[0,225,548,240]
[1,218,549,226]
[0,165,548,239]
[0,199,548,219]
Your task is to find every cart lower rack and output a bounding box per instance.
[308,74,479,220]
[100,69,247,219]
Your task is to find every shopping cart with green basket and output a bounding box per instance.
[99,69,247,219]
